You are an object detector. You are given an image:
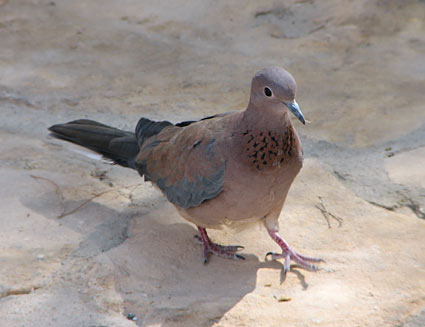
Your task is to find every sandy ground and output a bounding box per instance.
[0,0,424,326]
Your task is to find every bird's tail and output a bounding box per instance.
[48,119,140,168]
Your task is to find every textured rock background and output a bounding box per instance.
[0,0,424,326]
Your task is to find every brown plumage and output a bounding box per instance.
[48,67,322,272]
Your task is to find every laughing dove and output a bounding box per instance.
[49,67,322,272]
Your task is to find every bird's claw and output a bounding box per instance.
[265,251,321,272]
[202,246,246,264]
[195,234,245,264]
[265,251,274,258]
[194,235,244,253]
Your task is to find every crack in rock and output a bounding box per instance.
[0,285,42,299]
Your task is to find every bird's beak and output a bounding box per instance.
[284,100,305,125]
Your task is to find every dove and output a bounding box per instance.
[48,67,322,272]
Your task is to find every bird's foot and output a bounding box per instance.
[194,235,244,253]
[266,229,323,272]
[266,249,322,272]
[196,227,245,264]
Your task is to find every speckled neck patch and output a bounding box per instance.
[243,127,295,170]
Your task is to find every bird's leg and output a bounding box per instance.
[266,228,323,272]
[195,226,245,264]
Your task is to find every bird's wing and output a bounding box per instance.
[175,111,234,127]
[135,119,227,209]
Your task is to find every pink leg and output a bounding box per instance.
[196,226,245,264]
[266,229,323,272]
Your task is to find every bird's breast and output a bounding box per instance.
[241,125,302,172]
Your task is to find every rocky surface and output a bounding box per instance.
[0,0,424,326]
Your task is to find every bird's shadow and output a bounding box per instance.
[20,176,310,327]
[109,202,311,326]
[281,266,309,290]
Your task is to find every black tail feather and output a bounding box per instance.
[48,119,139,168]
[48,118,178,169]
[135,118,173,146]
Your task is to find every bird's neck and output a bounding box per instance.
[242,102,292,133]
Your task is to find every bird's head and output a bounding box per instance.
[249,67,305,125]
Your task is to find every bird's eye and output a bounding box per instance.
[264,87,272,97]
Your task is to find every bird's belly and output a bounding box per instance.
[178,159,300,229]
